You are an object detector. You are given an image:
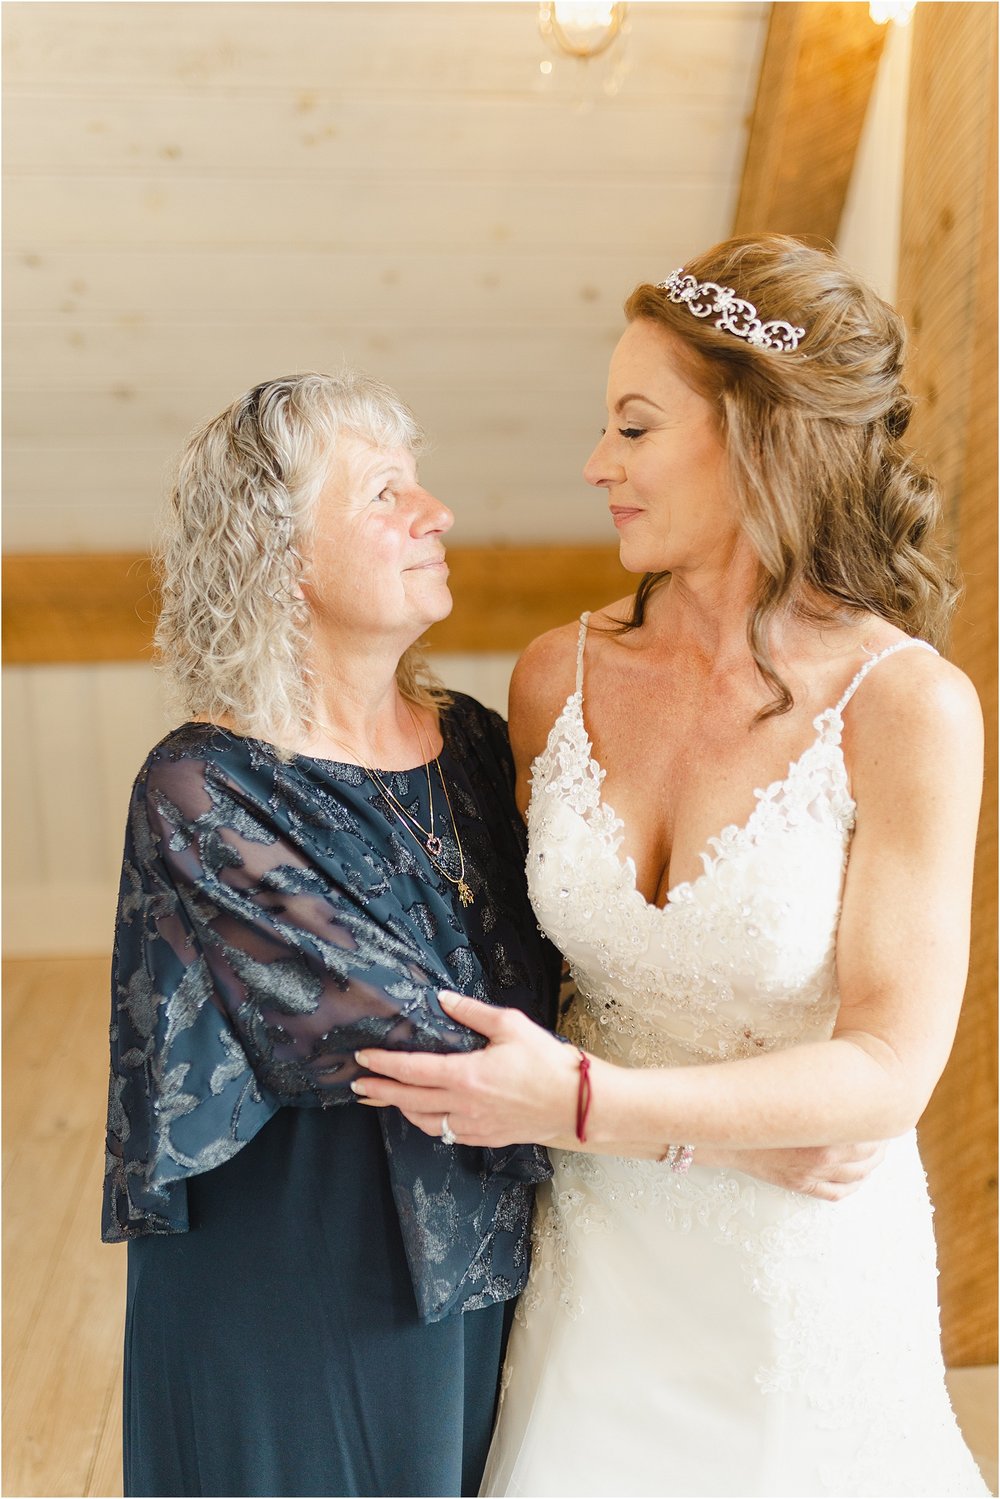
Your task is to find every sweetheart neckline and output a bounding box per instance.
[532,690,854,917]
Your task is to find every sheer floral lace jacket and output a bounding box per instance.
[103,695,558,1322]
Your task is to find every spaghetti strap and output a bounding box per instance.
[574,612,591,698]
[834,637,937,716]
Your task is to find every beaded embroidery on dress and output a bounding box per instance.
[480,616,988,1499]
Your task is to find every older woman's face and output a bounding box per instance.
[583,318,741,578]
[302,433,454,642]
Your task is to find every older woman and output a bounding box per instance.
[355,239,989,1497]
[101,372,560,1498]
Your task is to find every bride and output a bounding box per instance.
[353,236,989,1497]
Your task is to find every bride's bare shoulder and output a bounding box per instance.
[508,598,635,759]
[509,620,581,722]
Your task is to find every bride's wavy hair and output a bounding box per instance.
[621,235,959,717]
[155,370,449,755]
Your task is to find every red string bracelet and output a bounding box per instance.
[575,1049,592,1143]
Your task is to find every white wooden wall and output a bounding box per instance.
[2,654,516,957]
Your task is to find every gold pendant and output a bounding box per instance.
[458,880,475,907]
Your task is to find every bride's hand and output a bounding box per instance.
[705,1142,888,1200]
[352,991,579,1147]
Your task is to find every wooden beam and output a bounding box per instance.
[427,546,631,654]
[896,2,998,1369]
[1,547,632,665]
[733,2,886,243]
[1,553,159,666]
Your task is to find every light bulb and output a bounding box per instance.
[554,3,616,30]
[869,0,917,25]
[539,1,626,59]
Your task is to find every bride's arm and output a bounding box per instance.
[554,948,886,1195]
[354,650,981,1159]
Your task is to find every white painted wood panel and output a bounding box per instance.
[2,653,516,956]
[4,92,749,179]
[3,3,767,101]
[2,670,45,886]
[1,382,617,443]
[3,664,174,956]
[4,175,729,251]
[3,250,699,323]
[91,665,176,876]
[4,322,617,387]
[27,666,115,887]
[431,652,517,719]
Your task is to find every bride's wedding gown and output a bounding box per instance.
[481,616,988,1499]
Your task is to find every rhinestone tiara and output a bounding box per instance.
[657,269,806,353]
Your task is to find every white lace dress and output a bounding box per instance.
[481,616,988,1499]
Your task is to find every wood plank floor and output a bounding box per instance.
[3,957,997,1497]
[4,958,124,1498]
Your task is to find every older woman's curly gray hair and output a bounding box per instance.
[155,370,449,754]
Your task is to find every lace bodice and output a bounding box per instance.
[527,616,936,1068]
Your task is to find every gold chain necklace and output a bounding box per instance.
[316,705,475,907]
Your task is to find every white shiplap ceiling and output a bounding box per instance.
[3,1,768,551]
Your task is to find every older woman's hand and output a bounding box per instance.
[353,991,579,1147]
[356,995,891,1188]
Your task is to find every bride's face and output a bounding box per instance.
[583,318,740,577]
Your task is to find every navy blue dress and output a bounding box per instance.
[103,695,558,1497]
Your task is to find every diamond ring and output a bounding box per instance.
[441,1114,457,1146]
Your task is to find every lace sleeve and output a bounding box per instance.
[142,749,482,1103]
[103,740,493,1241]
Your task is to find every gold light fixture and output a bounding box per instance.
[539,2,627,60]
[868,0,917,24]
